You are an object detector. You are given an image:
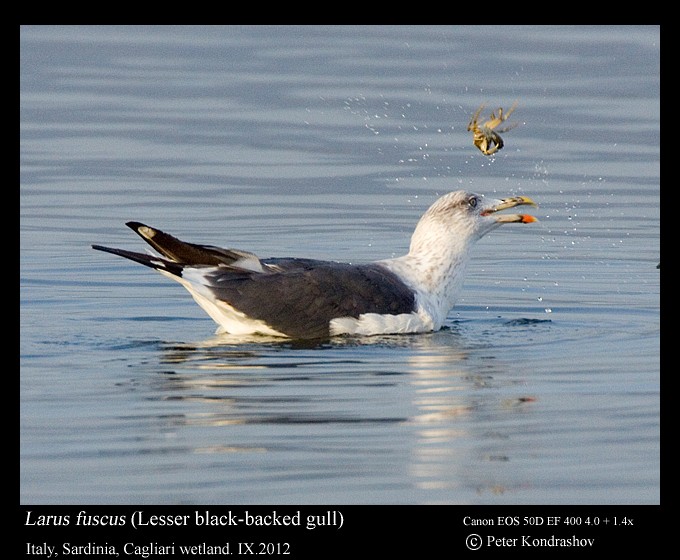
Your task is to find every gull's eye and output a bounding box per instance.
[468,196,478,209]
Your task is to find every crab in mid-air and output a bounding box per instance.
[467,101,519,155]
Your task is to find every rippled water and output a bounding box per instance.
[20,25,659,505]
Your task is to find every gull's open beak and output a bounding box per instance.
[482,195,538,223]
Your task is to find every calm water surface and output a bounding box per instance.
[20,25,659,505]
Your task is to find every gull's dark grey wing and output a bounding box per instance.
[197,262,416,339]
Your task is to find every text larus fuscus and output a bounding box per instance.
[92,190,537,339]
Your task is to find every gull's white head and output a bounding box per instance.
[409,190,538,255]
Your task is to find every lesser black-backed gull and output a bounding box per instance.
[92,190,537,339]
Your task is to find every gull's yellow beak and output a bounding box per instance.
[482,195,538,224]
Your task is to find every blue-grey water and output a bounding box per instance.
[20,25,659,505]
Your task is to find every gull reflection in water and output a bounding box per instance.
[405,342,536,499]
[137,330,536,499]
[147,333,406,456]
[145,335,294,455]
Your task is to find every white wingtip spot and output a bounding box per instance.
[138,226,156,239]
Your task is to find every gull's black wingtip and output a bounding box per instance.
[91,243,184,276]
[92,244,135,259]
[126,221,147,231]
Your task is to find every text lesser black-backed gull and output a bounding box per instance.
[92,190,537,339]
